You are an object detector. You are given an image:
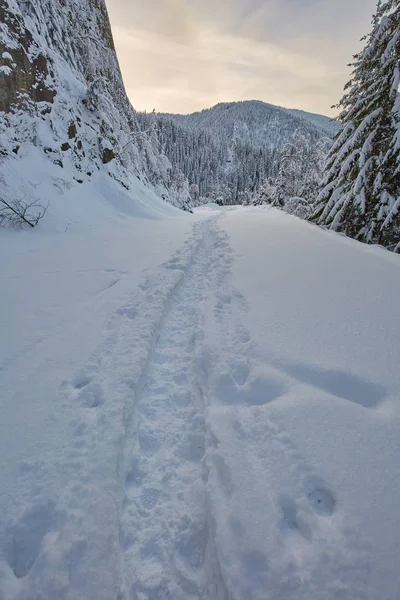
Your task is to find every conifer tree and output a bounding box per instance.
[312,0,400,251]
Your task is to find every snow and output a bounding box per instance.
[202,207,400,599]
[286,108,340,137]
[1,204,400,599]
[0,147,179,231]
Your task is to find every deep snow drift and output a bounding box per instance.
[0,205,400,600]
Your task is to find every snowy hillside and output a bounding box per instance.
[149,101,338,205]
[0,0,191,220]
[286,108,340,138]
[1,205,400,599]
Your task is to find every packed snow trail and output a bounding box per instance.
[118,218,227,600]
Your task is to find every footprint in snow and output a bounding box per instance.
[231,362,250,386]
[138,430,161,456]
[215,371,285,406]
[139,279,152,292]
[279,494,312,540]
[212,452,233,496]
[176,521,208,570]
[308,488,335,516]
[304,476,335,516]
[218,293,231,305]
[71,370,93,389]
[4,500,57,578]
[117,305,137,320]
[78,382,105,408]
[242,549,268,585]
[177,432,205,462]
[163,257,182,271]
[140,488,161,510]
[125,465,142,499]
[238,329,251,344]
[69,368,104,407]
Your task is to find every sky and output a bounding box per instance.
[107,0,378,117]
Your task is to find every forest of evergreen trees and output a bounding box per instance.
[137,0,399,252]
[137,101,333,210]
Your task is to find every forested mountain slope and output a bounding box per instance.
[286,108,340,137]
[146,101,339,206]
[0,0,190,221]
[166,101,336,144]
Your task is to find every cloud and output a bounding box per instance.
[109,0,198,43]
[107,0,378,116]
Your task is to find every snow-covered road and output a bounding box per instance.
[1,206,400,600]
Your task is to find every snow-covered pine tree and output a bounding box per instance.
[254,180,275,205]
[312,0,400,251]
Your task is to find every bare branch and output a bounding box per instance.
[0,195,49,228]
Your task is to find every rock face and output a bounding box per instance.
[0,1,56,113]
[0,35,54,111]
[0,0,190,210]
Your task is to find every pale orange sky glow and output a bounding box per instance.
[107,0,378,117]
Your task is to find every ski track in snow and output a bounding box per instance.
[118,216,229,600]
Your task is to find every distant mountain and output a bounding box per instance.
[147,101,338,206]
[164,101,338,147]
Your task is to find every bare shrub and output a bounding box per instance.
[0,195,49,228]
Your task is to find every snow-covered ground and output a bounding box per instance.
[1,203,400,600]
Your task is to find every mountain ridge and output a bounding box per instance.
[146,99,337,206]
[161,100,338,139]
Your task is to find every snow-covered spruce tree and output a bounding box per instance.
[312,0,400,251]
[253,129,329,214]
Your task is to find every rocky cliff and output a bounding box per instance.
[0,0,190,214]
